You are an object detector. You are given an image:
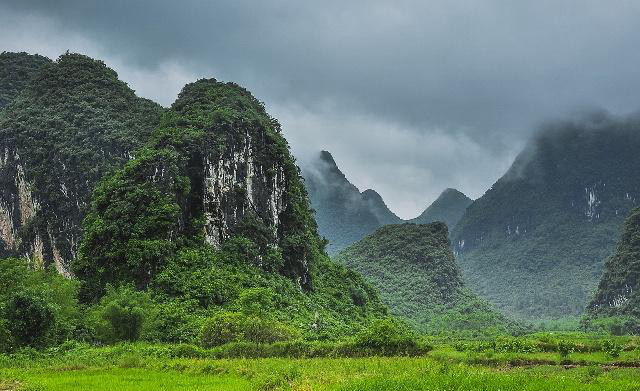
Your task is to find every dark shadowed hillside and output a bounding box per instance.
[410,188,472,230]
[452,114,640,319]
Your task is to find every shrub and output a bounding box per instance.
[200,311,298,348]
[200,312,247,348]
[89,285,156,344]
[5,292,55,347]
[557,340,574,358]
[602,340,622,358]
[353,318,421,356]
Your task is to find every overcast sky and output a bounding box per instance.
[2,1,640,218]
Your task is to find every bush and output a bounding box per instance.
[5,292,55,347]
[557,340,574,358]
[200,311,298,348]
[200,312,247,348]
[602,340,622,358]
[353,318,421,356]
[89,285,157,344]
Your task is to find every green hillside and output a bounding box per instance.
[452,115,640,319]
[335,223,517,335]
[589,207,640,319]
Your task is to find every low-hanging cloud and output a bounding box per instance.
[1,0,640,217]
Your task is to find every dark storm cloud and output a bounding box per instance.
[2,0,640,217]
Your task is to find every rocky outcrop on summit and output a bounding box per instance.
[0,53,162,275]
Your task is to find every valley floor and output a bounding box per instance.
[3,339,640,391]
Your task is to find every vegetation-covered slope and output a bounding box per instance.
[0,51,51,109]
[335,223,517,335]
[589,207,640,318]
[303,151,401,254]
[410,188,472,230]
[72,78,387,337]
[452,114,640,319]
[0,53,163,274]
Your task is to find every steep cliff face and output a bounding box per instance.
[410,188,472,230]
[303,151,401,254]
[0,51,51,109]
[335,223,516,334]
[75,79,323,295]
[452,115,640,318]
[0,53,163,274]
[589,207,640,317]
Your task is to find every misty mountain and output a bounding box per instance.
[335,222,518,335]
[303,151,401,254]
[589,207,640,319]
[452,114,640,319]
[410,188,472,230]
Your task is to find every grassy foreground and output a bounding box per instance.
[2,337,640,391]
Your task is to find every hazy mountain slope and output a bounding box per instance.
[452,114,640,318]
[0,52,51,109]
[0,53,163,274]
[589,207,640,318]
[335,223,517,334]
[303,151,401,254]
[410,188,472,230]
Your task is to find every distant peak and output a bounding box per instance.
[361,189,381,199]
[319,150,337,166]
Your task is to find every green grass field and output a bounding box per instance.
[2,335,640,390]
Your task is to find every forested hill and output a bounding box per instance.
[589,207,640,318]
[335,223,518,335]
[73,76,387,336]
[0,53,163,275]
[302,151,401,254]
[409,188,472,229]
[0,51,388,340]
[0,52,51,109]
[452,114,640,319]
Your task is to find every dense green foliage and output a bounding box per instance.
[409,188,472,230]
[452,115,640,318]
[0,51,51,109]
[588,207,640,321]
[303,151,401,254]
[0,53,163,269]
[335,223,518,335]
[0,258,80,351]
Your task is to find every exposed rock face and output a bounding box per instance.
[589,207,640,317]
[0,53,162,275]
[451,114,640,318]
[203,130,287,248]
